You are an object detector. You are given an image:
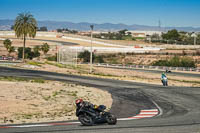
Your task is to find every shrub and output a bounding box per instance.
[46,54,57,61]
[152,56,196,67]
[3,39,12,50]
[3,39,15,55]
[18,47,34,59]
[18,47,40,60]
[94,55,104,63]
[41,43,50,55]
[33,46,41,57]
[78,50,95,63]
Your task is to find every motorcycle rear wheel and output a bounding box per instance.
[78,115,94,126]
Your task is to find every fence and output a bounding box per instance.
[95,63,200,72]
[57,46,78,66]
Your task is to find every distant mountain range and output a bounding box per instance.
[1,19,200,32]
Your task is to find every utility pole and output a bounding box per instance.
[90,25,94,73]
[192,33,197,45]
[194,35,197,45]
[75,48,78,67]
[158,19,161,31]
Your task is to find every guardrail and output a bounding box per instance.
[0,60,22,64]
[95,63,200,72]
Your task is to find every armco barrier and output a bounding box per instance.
[95,63,200,72]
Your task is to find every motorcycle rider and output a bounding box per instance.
[75,99,117,125]
[75,99,98,111]
[75,99,101,119]
[161,72,168,86]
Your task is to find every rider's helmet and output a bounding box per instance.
[75,99,83,107]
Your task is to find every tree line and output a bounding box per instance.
[3,39,50,59]
[150,29,200,45]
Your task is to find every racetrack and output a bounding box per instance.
[0,66,200,133]
[31,38,79,46]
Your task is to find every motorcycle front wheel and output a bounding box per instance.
[78,114,94,126]
[106,113,117,125]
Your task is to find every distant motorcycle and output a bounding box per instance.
[76,104,117,126]
[166,69,172,73]
[161,77,168,86]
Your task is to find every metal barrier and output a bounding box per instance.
[95,63,200,72]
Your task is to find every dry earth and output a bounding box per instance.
[0,80,112,125]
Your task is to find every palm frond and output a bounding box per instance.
[14,12,37,39]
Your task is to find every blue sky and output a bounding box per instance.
[1,0,200,27]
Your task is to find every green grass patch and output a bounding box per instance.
[93,72,116,77]
[27,61,43,67]
[45,61,67,68]
[133,37,145,40]
[0,76,45,83]
[168,78,200,84]
[0,76,29,82]
[52,91,62,97]
[42,95,51,101]
[45,61,86,73]
[67,91,78,97]
[31,78,45,83]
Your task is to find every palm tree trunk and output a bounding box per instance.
[23,34,26,62]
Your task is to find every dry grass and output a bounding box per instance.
[0,80,112,125]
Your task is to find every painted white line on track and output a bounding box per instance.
[140,112,158,114]
[10,124,50,128]
[69,122,81,124]
[152,100,163,117]
[117,118,139,121]
[117,109,159,121]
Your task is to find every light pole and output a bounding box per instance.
[191,33,197,45]
[90,25,94,73]
[194,35,197,45]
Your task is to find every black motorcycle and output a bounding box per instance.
[76,104,117,126]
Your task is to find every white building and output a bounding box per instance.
[127,31,163,37]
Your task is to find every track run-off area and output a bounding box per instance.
[0,66,200,133]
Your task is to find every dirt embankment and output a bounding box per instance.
[0,80,112,125]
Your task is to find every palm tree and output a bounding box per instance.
[3,39,12,52]
[41,43,50,55]
[3,39,15,56]
[14,12,37,61]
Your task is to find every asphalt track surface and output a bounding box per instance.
[5,38,79,46]
[32,39,79,46]
[0,66,200,133]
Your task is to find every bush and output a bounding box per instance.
[78,50,95,63]
[152,56,196,67]
[94,55,104,63]
[41,43,50,54]
[46,54,57,61]
[18,47,40,60]
[33,46,40,58]
[18,47,34,59]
